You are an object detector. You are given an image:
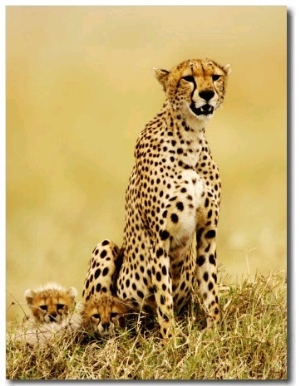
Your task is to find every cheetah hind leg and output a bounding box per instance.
[82,239,123,302]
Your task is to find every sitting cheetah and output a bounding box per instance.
[115,58,231,338]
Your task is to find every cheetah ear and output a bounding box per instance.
[67,287,78,300]
[223,64,232,75]
[24,289,35,305]
[153,67,170,92]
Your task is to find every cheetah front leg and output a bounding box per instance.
[150,243,176,339]
[195,208,221,328]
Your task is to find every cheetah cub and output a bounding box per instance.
[77,294,131,338]
[19,282,77,346]
[79,240,132,338]
[24,282,77,325]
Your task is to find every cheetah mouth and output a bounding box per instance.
[190,103,214,116]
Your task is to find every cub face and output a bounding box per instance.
[24,283,77,324]
[79,294,131,338]
[154,58,231,122]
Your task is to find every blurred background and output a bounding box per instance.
[6,6,286,321]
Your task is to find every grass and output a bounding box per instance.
[6,272,287,380]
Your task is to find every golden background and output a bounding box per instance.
[6,6,286,321]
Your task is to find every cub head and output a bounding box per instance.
[24,283,77,324]
[153,58,231,123]
[79,294,131,338]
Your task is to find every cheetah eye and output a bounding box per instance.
[212,74,221,81]
[110,312,119,319]
[56,304,65,310]
[182,75,194,83]
[39,305,48,311]
[92,313,100,319]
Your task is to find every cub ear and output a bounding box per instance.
[223,64,232,75]
[24,289,35,305]
[67,287,78,300]
[153,67,170,91]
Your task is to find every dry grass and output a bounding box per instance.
[6,272,287,380]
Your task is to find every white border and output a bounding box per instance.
[1,2,298,385]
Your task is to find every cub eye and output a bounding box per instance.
[182,75,194,83]
[110,312,119,319]
[212,74,221,81]
[57,304,65,310]
[92,313,100,319]
[39,305,48,311]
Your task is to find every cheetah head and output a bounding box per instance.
[79,294,131,338]
[25,283,77,324]
[154,58,231,122]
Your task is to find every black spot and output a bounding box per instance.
[160,230,170,240]
[205,230,216,239]
[204,198,209,208]
[214,307,219,314]
[209,254,216,265]
[177,148,183,154]
[171,213,179,223]
[100,250,107,258]
[208,281,214,291]
[126,279,130,288]
[176,202,184,211]
[156,272,162,282]
[207,209,212,219]
[180,282,186,291]
[156,248,164,258]
[94,249,99,256]
[102,267,109,276]
[94,269,101,280]
[196,255,205,267]
[212,273,217,282]
[96,283,101,292]
[160,295,166,305]
[102,240,109,246]
[135,272,140,281]
[132,283,137,291]
[203,272,209,282]
[85,279,90,289]
[137,290,144,299]
[196,228,204,243]
[162,265,167,275]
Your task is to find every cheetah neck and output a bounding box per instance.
[162,102,209,168]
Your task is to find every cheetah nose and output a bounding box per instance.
[102,323,110,331]
[49,313,57,322]
[199,90,215,101]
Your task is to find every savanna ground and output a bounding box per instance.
[6,273,287,380]
[6,6,287,381]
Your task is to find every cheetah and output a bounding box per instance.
[115,58,231,338]
[77,294,131,338]
[19,282,78,346]
[80,239,132,338]
[24,282,77,325]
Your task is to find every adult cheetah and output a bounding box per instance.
[116,58,231,338]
